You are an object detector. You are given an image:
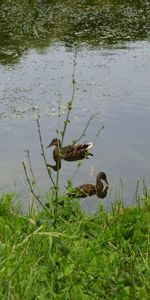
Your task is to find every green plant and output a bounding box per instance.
[23,49,103,230]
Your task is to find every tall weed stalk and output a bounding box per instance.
[23,49,103,228]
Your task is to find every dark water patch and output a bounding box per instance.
[1,0,150,64]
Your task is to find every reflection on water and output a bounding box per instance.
[0,41,150,210]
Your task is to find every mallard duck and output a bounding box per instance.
[68,172,109,199]
[46,138,93,163]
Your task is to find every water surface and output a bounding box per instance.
[1,41,150,210]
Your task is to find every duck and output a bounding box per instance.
[68,172,109,199]
[46,138,94,164]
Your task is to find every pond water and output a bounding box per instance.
[1,41,150,211]
[1,1,150,211]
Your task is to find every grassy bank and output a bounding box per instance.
[0,192,150,299]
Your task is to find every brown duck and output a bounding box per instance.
[68,172,109,199]
[46,138,93,170]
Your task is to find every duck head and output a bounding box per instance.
[96,172,109,198]
[46,138,61,148]
[96,172,109,186]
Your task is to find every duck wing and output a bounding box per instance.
[75,143,93,151]
[69,184,96,198]
[62,145,75,153]
[63,143,93,153]
[62,143,93,161]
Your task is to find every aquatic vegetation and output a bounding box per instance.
[1,0,150,63]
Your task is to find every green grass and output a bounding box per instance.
[0,192,150,299]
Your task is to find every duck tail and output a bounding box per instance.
[85,142,93,150]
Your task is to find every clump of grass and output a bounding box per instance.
[0,192,150,299]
